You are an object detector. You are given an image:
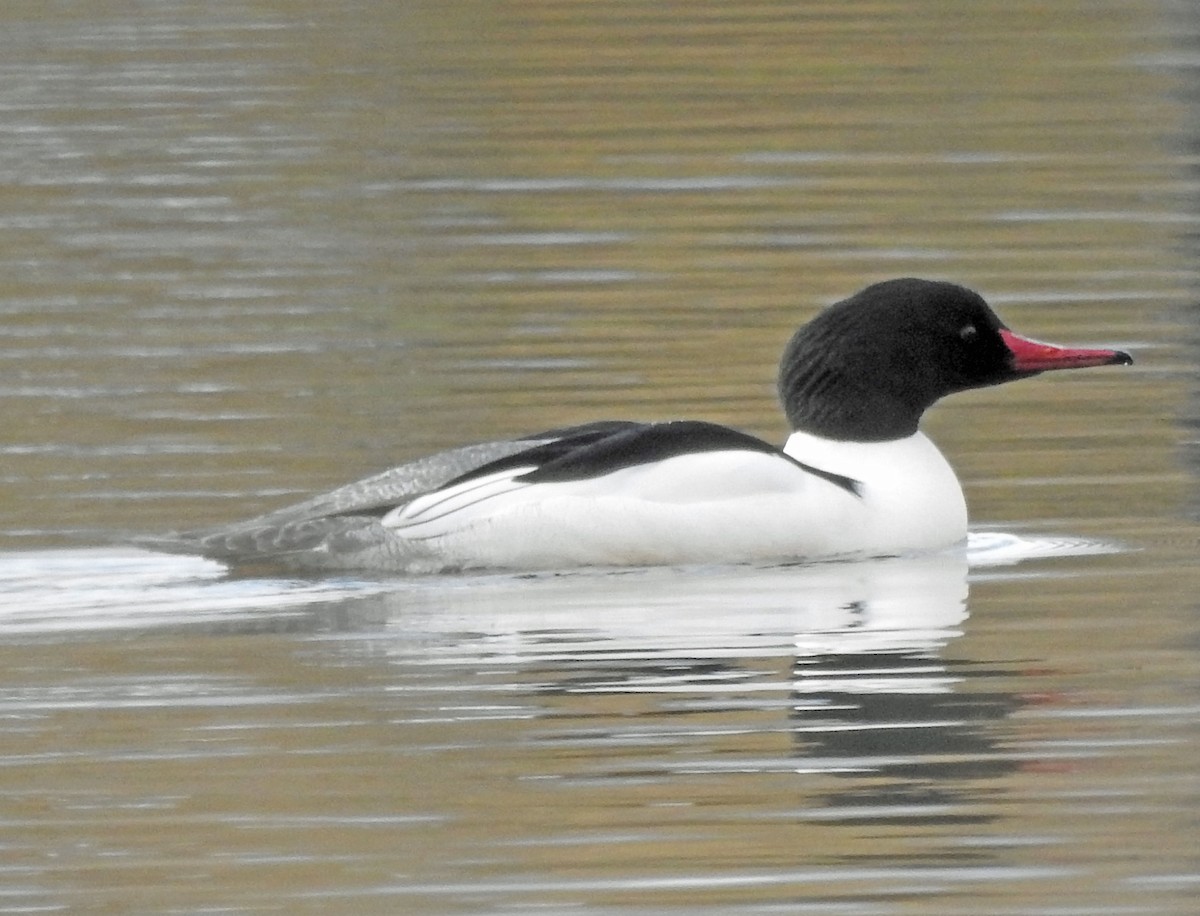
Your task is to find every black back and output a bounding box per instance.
[444,420,860,495]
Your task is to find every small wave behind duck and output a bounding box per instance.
[0,548,392,636]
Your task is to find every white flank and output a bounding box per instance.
[372,438,961,572]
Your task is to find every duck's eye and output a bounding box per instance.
[959,324,979,342]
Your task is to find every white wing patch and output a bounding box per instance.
[382,466,538,540]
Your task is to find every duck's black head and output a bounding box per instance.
[778,278,1132,442]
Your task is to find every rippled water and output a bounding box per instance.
[1,0,1199,913]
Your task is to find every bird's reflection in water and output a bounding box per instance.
[327,544,1033,829]
[0,539,1061,810]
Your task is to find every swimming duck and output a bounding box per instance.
[160,278,1131,573]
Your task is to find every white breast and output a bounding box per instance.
[782,429,968,554]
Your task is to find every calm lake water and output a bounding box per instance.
[2,0,1200,913]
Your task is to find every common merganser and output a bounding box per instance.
[159,278,1131,573]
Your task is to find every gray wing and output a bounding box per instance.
[141,423,641,569]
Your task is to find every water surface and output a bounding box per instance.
[1,0,1198,913]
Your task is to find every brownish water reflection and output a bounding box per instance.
[0,540,1197,913]
[0,0,1198,912]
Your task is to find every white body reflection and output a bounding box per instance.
[0,535,1121,802]
[380,550,969,666]
[0,532,1116,645]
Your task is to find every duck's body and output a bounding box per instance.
[374,424,964,572]
[156,279,1130,574]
